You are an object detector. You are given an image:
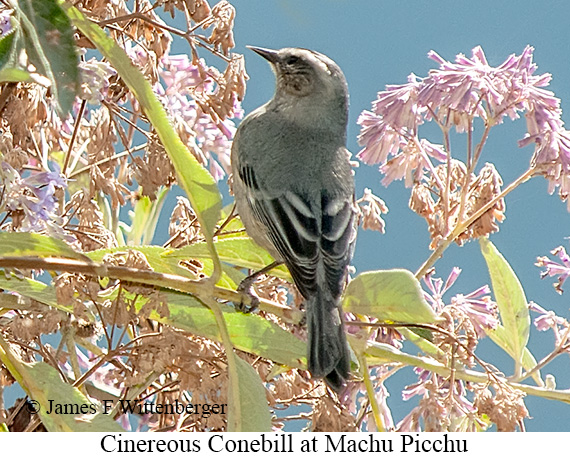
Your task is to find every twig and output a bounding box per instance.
[415,166,536,279]
[68,145,146,179]
[63,99,87,176]
[516,324,570,383]
[363,339,570,404]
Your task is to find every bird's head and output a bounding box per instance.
[247,46,349,128]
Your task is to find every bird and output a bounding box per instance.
[231,46,357,391]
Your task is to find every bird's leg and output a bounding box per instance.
[236,261,282,312]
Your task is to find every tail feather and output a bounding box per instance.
[307,286,350,391]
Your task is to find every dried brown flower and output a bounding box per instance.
[188,0,212,22]
[269,370,316,403]
[312,393,358,432]
[2,85,49,153]
[191,54,247,127]
[75,0,129,20]
[0,131,27,169]
[8,308,63,343]
[130,1,172,62]
[433,308,477,368]
[357,188,388,233]
[167,196,201,248]
[206,1,236,56]
[82,108,128,208]
[474,384,528,431]
[409,160,505,249]
[162,0,212,22]
[130,138,177,199]
[65,190,117,251]
[461,163,505,242]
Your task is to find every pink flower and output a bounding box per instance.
[358,45,570,208]
[451,285,499,336]
[423,268,498,336]
[423,267,461,312]
[536,245,570,293]
[154,53,242,180]
[372,74,424,130]
[529,302,569,350]
[357,110,402,165]
[380,138,446,187]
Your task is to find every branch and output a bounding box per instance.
[364,340,570,404]
[0,256,303,324]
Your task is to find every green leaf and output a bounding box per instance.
[161,291,305,368]
[0,336,124,432]
[0,274,63,310]
[228,356,272,432]
[86,245,239,289]
[0,28,56,84]
[0,67,34,83]
[398,327,443,358]
[165,238,291,281]
[480,238,530,370]
[0,30,19,69]
[64,5,222,239]
[216,204,247,239]
[343,269,437,324]
[521,347,541,386]
[126,187,168,245]
[484,322,541,383]
[0,27,37,84]
[13,0,79,115]
[0,232,89,260]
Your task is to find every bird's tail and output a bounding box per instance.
[307,285,350,391]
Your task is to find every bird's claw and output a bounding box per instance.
[236,277,260,313]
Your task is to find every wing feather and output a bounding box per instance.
[239,164,356,300]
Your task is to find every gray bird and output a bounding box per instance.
[231,46,357,390]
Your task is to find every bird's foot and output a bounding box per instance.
[236,275,260,313]
[235,261,282,313]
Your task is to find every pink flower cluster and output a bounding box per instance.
[536,245,570,294]
[358,46,570,204]
[423,267,499,335]
[157,54,242,181]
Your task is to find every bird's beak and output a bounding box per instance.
[246,46,279,64]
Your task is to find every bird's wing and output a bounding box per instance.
[320,190,357,298]
[238,164,356,299]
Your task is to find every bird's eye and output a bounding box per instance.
[285,55,300,65]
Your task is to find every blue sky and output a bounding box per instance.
[226,0,570,431]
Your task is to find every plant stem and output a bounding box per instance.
[202,296,241,431]
[515,324,570,383]
[365,341,570,404]
[0,256,304,325]
[63,99,86,176]
[358,353,386,432]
